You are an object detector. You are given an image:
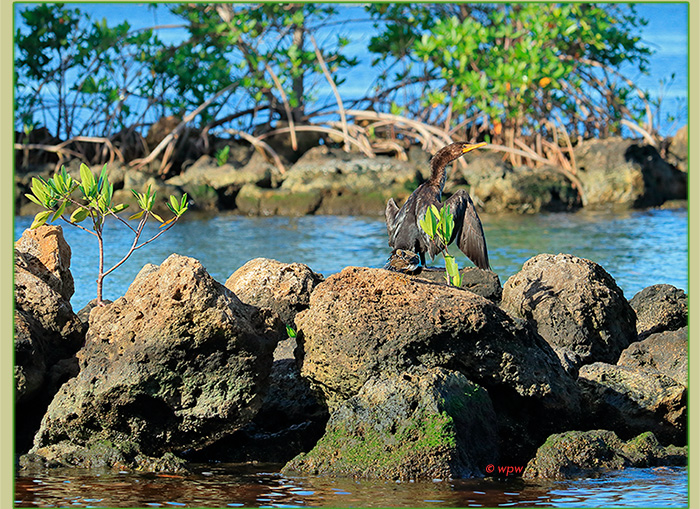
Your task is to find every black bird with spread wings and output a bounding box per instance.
[385,142,490,270]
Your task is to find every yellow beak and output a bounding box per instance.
[462,142,487,154]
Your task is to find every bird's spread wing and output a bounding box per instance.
[443,190,490,270]
[385,198,400,242]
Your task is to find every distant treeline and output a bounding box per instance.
[15,3,663,173]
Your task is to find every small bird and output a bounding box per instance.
[385,142,490,270]
[383,248,423,275]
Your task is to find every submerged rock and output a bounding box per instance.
[14,225,85,452]
[296,266,581,464]
[23,254,283,471]
[578,362,686,445]
[617,327,688,386]
[629,284,687,339]
[523,429,686,480]
[501,253,636,372]
[284,366,498,480]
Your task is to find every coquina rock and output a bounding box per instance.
[617,327,688,386]
[501,253,637,373]
[523,429,687,480]
[573,137,686,208]
[629,284,687,339]
[225,258,324,326]
[666,125,688,173]
[166,152,279,211]
[284,366,499,480]
[186,258,328,463]
[462,154,581,213]
[413,267,503,302]
[577,362,686,445]
[295,266,581,464]
[22,254,283,471]
[14,225,85,452]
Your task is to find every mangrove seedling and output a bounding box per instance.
[419,204,462,287]
[26,163,189,305]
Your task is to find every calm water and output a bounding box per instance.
[14,207,688,311]
[13,208,689,507]
[14,463,688,508]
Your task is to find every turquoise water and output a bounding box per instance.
[14,207,688,311]
[15,464,688,508]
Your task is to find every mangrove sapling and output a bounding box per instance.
[419,204,462,287]
[26,163,189,305]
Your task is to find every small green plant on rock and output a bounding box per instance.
[419,204,462,287]
[26,163,188,305]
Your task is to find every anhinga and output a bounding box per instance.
[385,142,490,270]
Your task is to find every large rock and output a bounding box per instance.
[523,429,687,480]
[501,253,636,372]
[666,125,687,173]
[15,224,75,301]
[414,267,502,302]
[574,137,687,208]
[284,366,499,480]
[629,284,687,339]
[578,362,686,445]
[282,146,419,194]
[14,226,85,452]
[184,258,329,463]
[225,258,324,325]
[296,266,581,463]
[617,327,688,387]
[22,254,283,471]
[275,146,417,215]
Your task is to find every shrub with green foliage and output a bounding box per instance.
[419,204,462,287]
[367,4,653,142]
[26,164,188,305]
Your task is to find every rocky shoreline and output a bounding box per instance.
[15,130,688,219]
[15,225,687,480]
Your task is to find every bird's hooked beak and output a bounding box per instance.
[461,142,487,154]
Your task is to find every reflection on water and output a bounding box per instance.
[15,464,687,508]
[13,207,688,311]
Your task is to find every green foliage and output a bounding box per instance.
[366,3,653,141]
[215,145,230,166]
[286,324,297,340]
[419,204,462,287]
[25,163,188,303]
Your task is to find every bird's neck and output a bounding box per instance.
[427,151,454,190]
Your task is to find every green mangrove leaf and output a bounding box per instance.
[51,199,68,222]
[30,210,52,230]
[70,207,90,223]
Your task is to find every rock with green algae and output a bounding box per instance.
[21,254,284,472]
[283,366,498,480]
[523,429,687,480]
[295,266,581,464]
[20,438,189,473]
